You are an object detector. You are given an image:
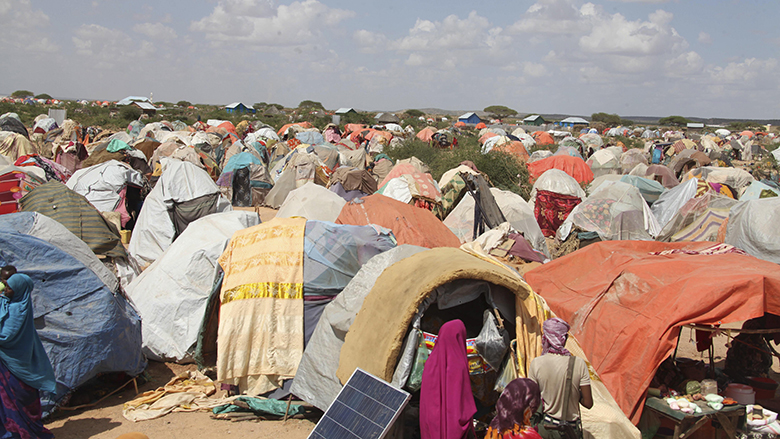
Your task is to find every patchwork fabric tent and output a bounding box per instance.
[525,241,780,424]
[528,154,594,184]
[126,211,261,362]
[0,220,145,416]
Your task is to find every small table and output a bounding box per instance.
[645,396,746,439]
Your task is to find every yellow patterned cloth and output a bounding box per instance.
[217,217,306,395]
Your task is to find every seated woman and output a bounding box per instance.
[486,378,543,439]
[420,319,477,439]
[0,273,57,438]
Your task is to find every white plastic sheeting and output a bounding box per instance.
[587,149,621,178]
[740,181,780,200]
[276,182,347,222]
[126,211,260,362]
[66,160,144,212]
[443,188,549,257]
[529,168,587,201]
[291,245,427,411]
[650,178,698,230]
[725,198,780,264]
[558,181,660,241]
[376,177,413,204]
[128,159,231,271]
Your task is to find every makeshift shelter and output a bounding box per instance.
[264,149,329,208]
[66,160,145,228]
[650,178,699,231]
[215,151,273,207]
[558,181,660,242]
[525,240,780,424]
[587,148,621,178]
[337,247,640,439]
[532,131,554,145]
[277,182,347,222]
[377,165,442,212]
[0,165,45,214]
[644,164,679,189]
[528,154,594,184]
[0,220,145,416]
[128,159,231,270]
[0,132,37,160]
[336,194,461,248]
[327,166,376,201]
[0,116,30,139]
[126,211,261,362]
[620,149,648,174]
[725,197,780,264]
[527,150,552,163]
[740,180,780,200]
[215,217,396,395]
[19,181,127,259]
[618,175,665,205]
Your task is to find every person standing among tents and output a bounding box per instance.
[529,318,592,439]
[0,271,56,438]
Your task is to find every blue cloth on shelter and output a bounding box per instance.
[620,174,666,205]
[0,230,145,416]
[0,274,56,393]
[302,221,396,296]
[296,131,324,145]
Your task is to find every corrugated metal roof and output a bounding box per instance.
[225,102,253,109]
[335,107,355,114]
[560,117,589,124]
[524,115,542,121]
[458,112,476,119]
[133,102,157,110]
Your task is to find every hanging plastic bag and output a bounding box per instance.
[405,330,429,392]
[475,309,509,371]
[494,340,519,393]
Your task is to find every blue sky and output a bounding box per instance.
[2,0,778,119]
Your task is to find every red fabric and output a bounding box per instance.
[524,241,780,423]
[527,155,594,184]
[420,320,476,439]
[336,194,460,248]
[533,190,581,237]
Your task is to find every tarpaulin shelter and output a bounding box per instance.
[66,160,145,228]
[336,194,461,248]
[528,150,553,163]
[0,116,30,139]
[0,216,145,416]
[337,247,640,439]
[587,149,621,178]
[277,182,347,222]
[525,240,780,424]
[19,181,127,259]
[528,154,594,184]
[0,132,37,161]
[126,211,260,363]
[644,164,679,189]
[618,175,665,205]
[128,159,231,271]
[725,197,780,264]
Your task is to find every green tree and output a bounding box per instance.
[658,115,691,127]
[120,105,142,121]
[298,100,324,110]
[11,90,33,98]
[35,93,52,100]
[404,109,425,118]
[591,112,623,127]
[268,103,285,111]
[484,105,517,120]
[176,100,192,107]
[253,102,267,110]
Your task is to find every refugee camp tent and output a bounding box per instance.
[292,245,427,411]
[276,182,347,222]
[725,197,780,264]
[337,247,640,439]
[19,181,127,259]
[528,154,594,184]
[0,132,37,160]
[0,222,145,416]
[0,115,30,139]
[128,159,231,271]
[654,191,737,242]
[558,181,660,241]
[336,194,461,248]
[0,212,118,292]
[740,180,780,200]
[126,211,261,362]
[66,160,145,228]
[215,217,396,396]
[618,175,665,205]
[650,178,699,231]
[527,150,552,163]
[620,149,648,174]
[525,240,780,424]
[644,164,679,189]
[587,149,621,178]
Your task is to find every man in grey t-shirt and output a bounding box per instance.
[529,318,593,438]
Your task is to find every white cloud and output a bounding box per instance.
[353,30,388,53]
[0,0,57,53]
[524,62,547,77]
[73,24,156,69]
[190,0,355,50]
[579,9,686,56]
[133,23,177,40]
[698,31,711,44]
[707,58,778,85]
[508,0,592,35]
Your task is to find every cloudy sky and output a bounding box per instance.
[2,0,778,119]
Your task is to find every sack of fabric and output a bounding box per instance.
[405,330,429,392]
[475,309,510,371]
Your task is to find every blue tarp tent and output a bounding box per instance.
[0,215,145,416]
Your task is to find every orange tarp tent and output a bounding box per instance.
[525,241,780,424]
[475,122,487,129]
[494,140,530,162]
[416,127,436,142]
[533,131,554,145]
[454,121,466,127]
[527,154,594,184]
[478,131,498,144]
[276,122,313,137]
[336,194,460,248]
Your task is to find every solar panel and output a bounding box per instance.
[308,368,411,439]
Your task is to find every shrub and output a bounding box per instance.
[120,105,142,121]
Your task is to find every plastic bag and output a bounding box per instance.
[405,330,429,392]
[475,309,509,371]
[494,340,518,393]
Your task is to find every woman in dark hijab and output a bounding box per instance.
[486,378,543,439]
[0,273,56,438]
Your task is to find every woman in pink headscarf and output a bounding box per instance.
[420,319,476,439]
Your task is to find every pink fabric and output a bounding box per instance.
[115,186,131,227]
[420,319,476,439]
[324,127,341,143]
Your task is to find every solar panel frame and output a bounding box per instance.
[308,368,411,439]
